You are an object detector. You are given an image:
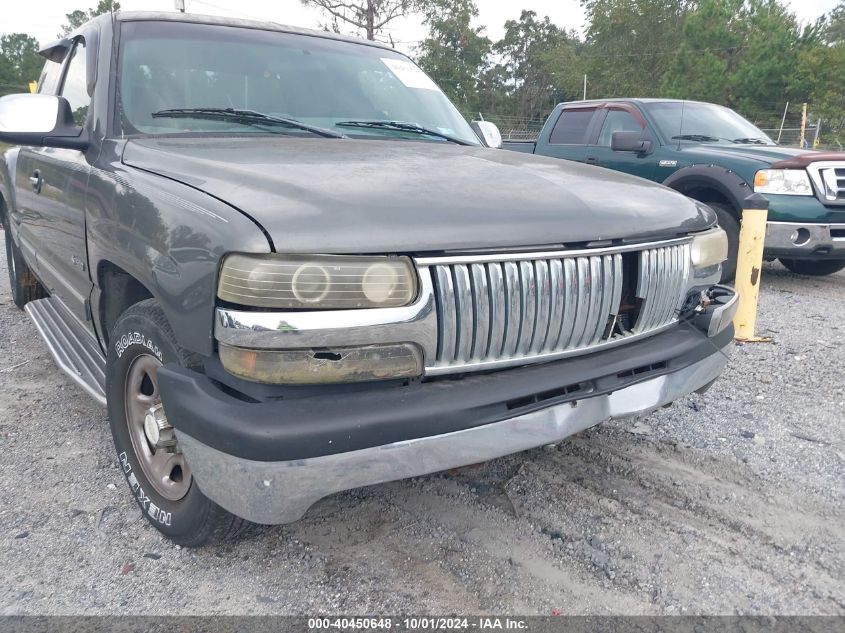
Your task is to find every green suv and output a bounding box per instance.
[504,99,845,280]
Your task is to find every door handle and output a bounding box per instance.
[29,171,42,193]
[585,157,598,165]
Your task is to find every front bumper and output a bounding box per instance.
[160,289,735,524]
[175,339,730,524]
[765,221,845,259]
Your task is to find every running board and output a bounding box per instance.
[25,297,107,407]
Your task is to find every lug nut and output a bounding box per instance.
[144,403,177,450]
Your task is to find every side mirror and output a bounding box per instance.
[0,94,88,150]
[470,120,503,149]
[611,131,652,154]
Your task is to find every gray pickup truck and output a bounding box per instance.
[0,12,736,546]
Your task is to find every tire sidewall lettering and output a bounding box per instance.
[117,451,173,528]
[114,332,163,362]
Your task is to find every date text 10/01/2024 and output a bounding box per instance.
[307,618,528,630]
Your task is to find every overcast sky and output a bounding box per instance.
[3,0,840,53]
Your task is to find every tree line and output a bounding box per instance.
[303,0,844,140]
[414,0,844,134]
[2,0,843,141]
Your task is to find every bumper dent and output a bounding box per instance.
[178,343,730,525]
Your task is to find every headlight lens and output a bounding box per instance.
[218,254,417,309]
[754,169,813,196]
[691,227,728,269]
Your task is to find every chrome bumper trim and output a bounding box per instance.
[178,343,731,525]
[765,221,845,256]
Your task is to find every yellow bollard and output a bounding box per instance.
[733,193,771,342]
[28,81,37,94]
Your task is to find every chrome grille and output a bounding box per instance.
[632,243,691,333]
[424,241,691,374]
[807,162,845,204]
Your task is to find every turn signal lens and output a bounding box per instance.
[217,254,417,309]
[219,343,424,384]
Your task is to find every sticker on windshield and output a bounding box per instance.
[381,58,439,91]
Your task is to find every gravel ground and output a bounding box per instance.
[0,238,842,616]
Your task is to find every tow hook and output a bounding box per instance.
[144,403,178,452]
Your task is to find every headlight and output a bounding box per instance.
[754,169,813,196]
[691,227,728,270]
[217,254,417,309]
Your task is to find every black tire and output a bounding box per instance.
[709,202,739,283]
[779,258,845,276]
[2,214,48,309]
[106,298,250,546]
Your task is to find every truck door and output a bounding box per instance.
[16,35,94,325]
[587,105,657,181]
[540,106,600,164]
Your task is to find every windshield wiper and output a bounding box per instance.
[151,108,345,139]
[335,120,473,145]
[733,137,771,145]
[671,134,722,143]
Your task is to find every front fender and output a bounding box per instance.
[0,146,21,223]
[662,164,753,213]
[86,144,271,357]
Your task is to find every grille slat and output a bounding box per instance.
[453,264,473,363]
[502,262,520,357]
[470,264,490,360]
[582,256,604,347]
[517,260,537,356]
[544,259,565,352]
[428,241,690,372]
[591,255,615,345]
[531,259,551,354]
[653,247,670,330]
[433,266,455,362]
[570,257,590,348]
[560,258,578,350]
[487,263,506,358]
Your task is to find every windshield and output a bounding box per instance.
[644,101,775,145]
[116,21,479,144]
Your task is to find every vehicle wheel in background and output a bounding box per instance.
[3,215,48,310]
[779,258,845,276]
[106,298,251,546]
[709,203,739,283]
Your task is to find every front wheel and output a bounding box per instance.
[779,258,845,276]
[106,299,250,546]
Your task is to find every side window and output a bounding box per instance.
[37,60,63,95]
[597,109,643,147]
[548,108,596,145]
[60,39,90,126]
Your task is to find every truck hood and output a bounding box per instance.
[677,143,814,165]
[123,137,714,254]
